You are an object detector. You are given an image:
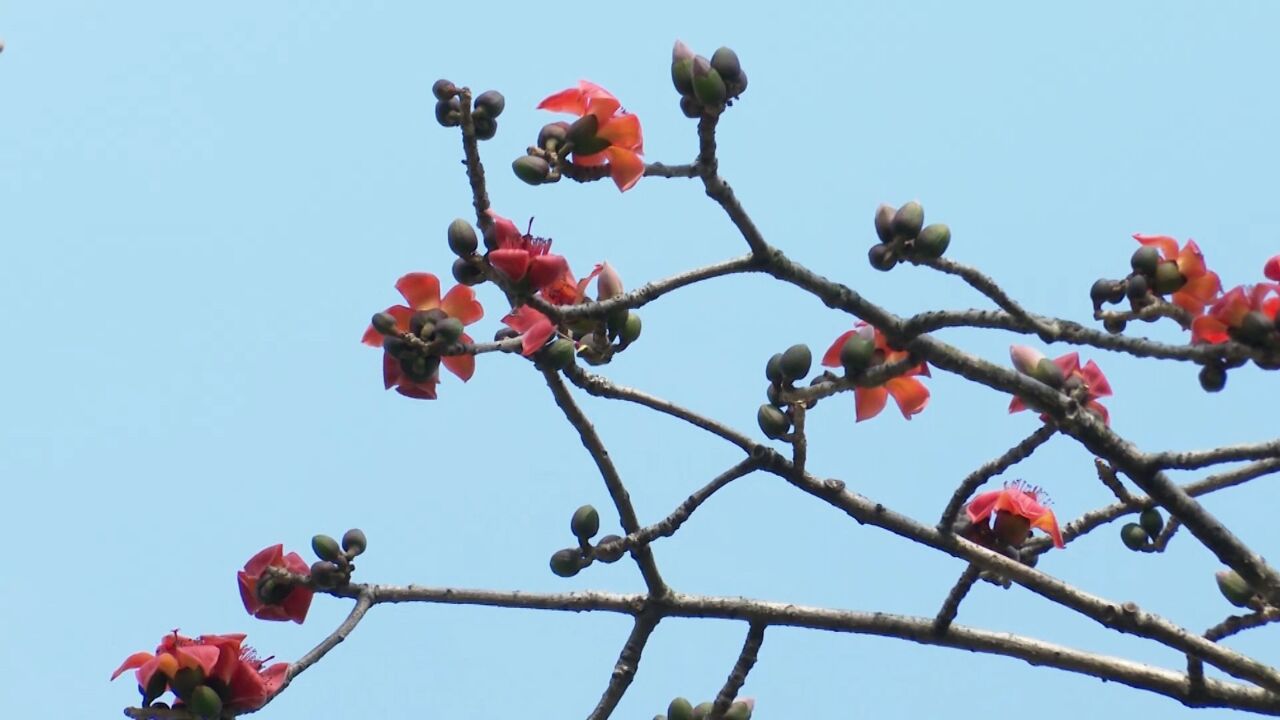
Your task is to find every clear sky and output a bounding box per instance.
[2,2,1279,718]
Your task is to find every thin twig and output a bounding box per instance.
[1152,440,1280,471]
[1095,458,1138,505]
[544,254,760,322]
[911,255,1058,340]
[938,424,1058,531]
[1188,608,1280,697]
[709,623,766,720]
[933,564,983,635]
[586,612,662,720]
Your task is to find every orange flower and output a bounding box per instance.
[820,322,930,422]
[1191,283,1280,344]
[1008,349,1112,424]
[1132,234,1222,314]
[112,631,287,711]
[966,481,1064,548]
[538,81,644,192]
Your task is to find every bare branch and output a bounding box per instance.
[546,254,760,322]
[933,564,983,635]
[1095,458,1138,505]
[911,255,1058,339]
[1152,440,1280,471]
[709,623,766,720]
[586,612,662,720]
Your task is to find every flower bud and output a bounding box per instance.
[189,685,223,720]
[1103,316,1127,334]
[512,156,551,186]
[1126,274,1149,300]
[170,666,204,701]
[474,90,505,118]
[382,336,410,358]
[434,317,465,344]
[473,116,497,141]
[1009,345,1046,376]
[549,548,582,578]
[679,95,702,118]
[567,113,601,146]
[1152,261,1186,294]
[1031,357,1065,388]
[1198,363,1227,392]
[1138,508,1164,538]
[757,404,791,439]
[595,534,625,563]
[434,96,461,127]
[668,697,694,720]
[1130,246,1160,276]
[710,47,742,82]
[1237,311,1273,345]
[671,40,695,95]
[840,333,876,374]
[725,701,753,720]
[1090,279,1126,307]
[765,353,785,384]
[431,79,457,100]
[311,560,342,589]
[891,201,924,239]
[692,702,715,720]
[914,223,950,258]
[780,343,812,382]
[868,243,896,271]
[452,257,486,286]
[541,338,576,371]
[595,262,624,301]
[371,312,398,336]
[1216,568,1255,607]
[312,534,342,562]
[691,56,727,108]
[1120,523,1148,551]
[571,505,601,539]
[447,218,478,256]
[342,528,368,556]
[142,669,170,706]
[619,312,643,345]
[873,204,896,243]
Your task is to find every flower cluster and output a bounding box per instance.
[238,544,313,624]
[523,81,644,192]
[1191,260,1280,347]
[821,322,930,422]
[1009,345,1112,424]
[112,631,287,715]
[964,481,1064,550]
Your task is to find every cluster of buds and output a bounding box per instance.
[112,632,287,718]
[758,343,815,438]
[308,528,367,590]
[658,696,755,720]
[1090,235,1221,334]
[548,504,627,577]
[869,201,951,271]
[671,41,747,117]
[1119,508,1164,551]
[1008,345,1111,424]
[432,78,504,140]
[516,82,645,192]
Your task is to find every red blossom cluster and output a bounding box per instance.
[965,481,1065,550]
[112,631,288,715]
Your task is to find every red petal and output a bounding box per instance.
[1031,508,1065,548]
[885,377,929,419]
[854,386,889,422]
[485,210,525,249]
[966,490,1001,523]
[527,253,571,291]
[111,652,154,681]
[1134,233,1179,261]
[822,331,857,367]
[1191,315,1229,344]
[281,584,314,624]
[586,93,622,123]
[1009,395,1027,413]
[1051,352,1081,376]
[537,86,589,115]
[1081,360,1112,398]
[598,113,643,152]
[175,645,221,676]
[571,150,608,167]
[440,284,484,325]
[396,380,438,400]
[395,273,442,310]
[382,352,401,390]
[488,248,532,281]
[238,572,262,615]
[442,351,475,382]
[605,147,645,192]
[1265,254,1280,282]
[1176,239,1208,278]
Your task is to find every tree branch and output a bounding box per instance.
[709,623,765,720]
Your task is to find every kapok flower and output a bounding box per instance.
[820,322,930,422]
[485,211,571,291]
[1132,234,1222,314]
[1009,350,1112,424]
[538,81,645,192]
[237,544,313,624]
[112,631,287,712]
[502,305,556,357]
[361,272,484,399]
[1191,283,1280,344]
[966,481,1064,549]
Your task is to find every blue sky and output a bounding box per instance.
[2,2,1279,717]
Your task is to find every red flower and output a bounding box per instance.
[502,305,557,357]
[361,272,484,399]
[485,211,572,291]
[966,481,1064,549]
[237,544,313,624]
[820,322,930,422]
[1191,283,1280,344]
[1009,350,1112,424]
[1266,254,1280,282]
[112,631,288,711]
[1132,234,1222,314]
[538,81,645,192]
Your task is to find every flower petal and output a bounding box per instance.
[1031,509,1065,548]
[598,113,643,152]
[382,351,401,390]
[966,490,1001,523]
[822,331,857,368]
[395,273,442,310]
[1081,360,1112,398]
[885,377,929,419]
[854,386,889,422]
[489,248,532,281]
[1134,233,1179,261]
[111,652,155,681]
[537,87,589,115]
[605,147,645,192]
[1266,254,1280,282]
[442,334,476,382]
[440,284,484,325]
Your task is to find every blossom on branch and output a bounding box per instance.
[1132,234,1221,314]
[966,481,1065,548]
[820,322,930,422]
[1008,346,1112,424]
[486,210,571,291]
[538,80,645,192]
[237,544,313,624]
[1191,282,1280,345]
[503,305,556,357]
[112,631,287,713]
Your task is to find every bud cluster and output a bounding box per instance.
[1119,508,1163,551]
[433,78,505,140]
[657,695,755,720]
[870,201,950,270]
[758,343,820,439]
[671,41,748,118]
[309,528,367,590]
[548,504,628,577]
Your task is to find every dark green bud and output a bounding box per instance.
[550,548,581,578]
[538,122,571,151]
[189,685,223,720]
[1103,316,1127,334]
[668,697,694,720]
[691,56,727,107]
[725,701,752,720]
[679,94,702,119]
[868,243,896,271]
[765,353,785,384]
[256,576,292,605]
[710,47,742,82]
[757,404,790,439]
[671,40,695,95]
[1216,568,1255,607]
[1152,261,1186,294]
[452,257,485,286]
[447,218,478,256]
[915,223,951,258]
[382,335,410,358]
[434,97,461,127]
[1198,363,1227,392]
[474,90,505,118]
[1238,311,1273,345]
[431,79,457,100]
[1126,274,1149,300]
[840,334,876,374]
[1130,246,1160,276]
[571,505,600,539]
[766,382,781,406]
[409,310,436,336]
[310,560,342,589]
[312,534,342,562]
[594,534,625,563]
[170,666,204,701]
[435,317,464,344]
[780,343,812,381]
[513,155,551,185]
[620,312,642,345]
[1120,523,1149,551]
[1090,279,1125,308]
[692,702,715,720]
[1139,508,1164,537]
[874,204,896,243]
[142,668,170,705]
[891,200,925,239]
[567,113,600,146]
[1032,357,1065,388]
[473,116,497,141]
[342,528,367,556]
[542,338,576,371]
[371,312,398,336]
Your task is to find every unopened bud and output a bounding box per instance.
[541,338,576,371]
[668,697,694,720]
[780,343,812,382]
[431,79,457,100]
[342,528,368,556]
[691,56,727,107]
[671,40,695,95]
[873,204,896,243]
[1216,569,1255,607]
[1009,345,1046,376]
[310,560,342,589]
[710,47,742,82]
[189,685,223,720]
[619,311,642,345]
[571,505,601,539]
[550,548,581,578]
[513,155,551,185]
[596,262,624,301]
[312,534,342,562]
[1138,508,1164,537]
[868,243,896,271]
[447,218,478,256]
[891,201,924,239]
[434,97,461,127]
[435,317,465,344]
[538,121,570,149]
[474,90,506,118]
[1198,363,1227,392]
[1130,246,1160,276]
[1152,261,1186,294]
[595,534,625,563]
[757,404,790,439]
[914,223,951,258]
[765,353,785,384]
[840,333,876,374]
[371,312,398,336]
[452,257,486,286]
[1120,523,1149,551]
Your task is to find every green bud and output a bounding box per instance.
[1198,363,1227,392]
[1126,274,1149,300]
[873,204,896,243]
[541,338,577,371]
[312,534,342,562]
[431,79,457,100]
[256,576,292,605]
[382,335,409,358]
[840,334,876,374]
[692,702,715,720]
[538,121,570,150]
[435,317,465,344]
[668,697,694,720]
[452,257,486,286]
[671,40,695,95]
[1152,261,1186,294]
[1103,316,1127,334]
[891,200,925,239]
[434,97,461,128]
[371,312,398,336]
[915,223,951,258]
[571,505,601,539]
[170,666,204,700]
[473,116,497,141]
[1130,246,1160,276]
[868,243,896,271]
[1090,279,1125,308]
[474,90,506,118]
[513,155,551,185]
[710,47,742,82]
[679,94,702,119]
[310,560,342,589]
[620,312,642,345]
[1216,568,1255,607]
[765,353,785,384]
[411,309,444,336]
[550,548,581,578]
[142,669,169,706]
[342,528,367,556]
[1032,358,1065,388]
[567,113,601,146]
[1237,311,1273,345]
[691,56,727,108]
[780,343,812,382]
[1139,508,1164,538]
[189,685,223,720]
[1120,523,1149,551]
[594,534,625,563]
[757,404,790,439]
[725,701,752,720]
[447,218,479,256]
